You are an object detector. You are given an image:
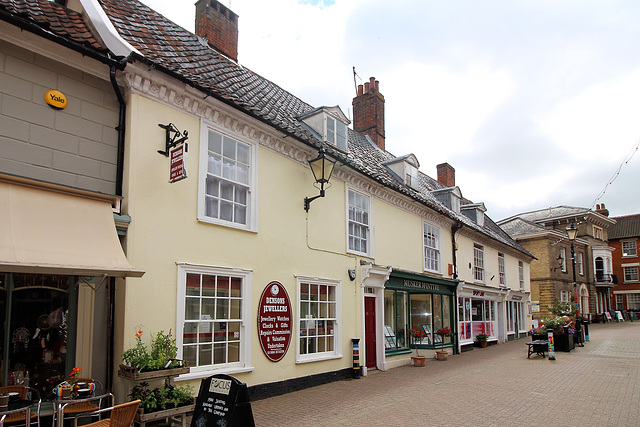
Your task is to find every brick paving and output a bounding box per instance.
[251,322,640,426]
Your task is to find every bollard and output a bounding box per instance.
[547,330,555,361]
[351,338,362,378]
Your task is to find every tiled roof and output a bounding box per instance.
[499,217,547,237]
[500,206,591,224]
[0,0,104,50]
[0,0,532,259]
[609,214,640,239]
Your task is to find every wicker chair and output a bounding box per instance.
[0,385,41,427]
[72,400,140,427]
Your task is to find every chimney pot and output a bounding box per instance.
[352,76,385,151]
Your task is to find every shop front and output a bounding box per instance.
[458,285,505,347]
[382,270,458,369]
[0,180,143,396]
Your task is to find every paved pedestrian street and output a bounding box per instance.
[251,322,640,426]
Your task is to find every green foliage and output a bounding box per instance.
[122,329,150,370]
[122,329,180,372]
[547,298,572,317]
[476,333,488,342]
[541,317,564,331]
[129,382,194,413]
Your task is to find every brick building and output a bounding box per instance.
[610,213,640,314]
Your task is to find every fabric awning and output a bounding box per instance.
[0,181,144,277]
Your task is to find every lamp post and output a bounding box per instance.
[566,223,578,319]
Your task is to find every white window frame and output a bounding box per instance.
[346,188,373,257]
[498,253,506,286]
[198,122,259,232]
[423,222,441,273]
[578,252,584,275]
[623,265,639,283]
[326,115,347,151]
[296,276,342,363]
[593,225,603,240]
[560,247,567,272]
[473,244,485,283]
[628,294,640,310]
[623,240,637,257]
[175,263,253,379]
[405,164,419,189]
[518,261,525,290]
[560,290,570,304]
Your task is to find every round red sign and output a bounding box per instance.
[257,281,292,362]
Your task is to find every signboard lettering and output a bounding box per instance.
[403,280,441,291]
[45,90,67,109]
[169,143,188,182]
[191,374,254,427]
[473,291,485,297]
[257,281,292,362]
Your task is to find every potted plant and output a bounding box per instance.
[407,327,427,366]
[435,326,454,360]
[475,333,488,348]
[120,329,188,379]
[130,381,194,415]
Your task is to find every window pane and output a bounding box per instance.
[202,298,215,318]
[237,164,249,185]
[183,345,196,366]
[223,137,236,160]
[205,197,218,218]
[234,205,246,225]
[222,158,235,180]
[183,322,197,344]
[202,275,216,297]
[237,143,250,164]
[220,201,233,221]
[186,274,200,296]
[199,344,212,366]
[185,297,199,320]
[230,299,241,319]
[208,131,222,154]
[208,154,222,176]
[217,277,230,296]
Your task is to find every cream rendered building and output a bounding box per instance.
[3,0,534,401]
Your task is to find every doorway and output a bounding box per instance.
[365,297,376,368]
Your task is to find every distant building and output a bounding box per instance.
[499,205,615,322]
[609,213,640,314]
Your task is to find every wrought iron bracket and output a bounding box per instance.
[158,123,189,156]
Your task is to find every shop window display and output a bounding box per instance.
[1,274,71,398]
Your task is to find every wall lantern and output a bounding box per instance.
[304,148,336,211]
[557,254,564,267]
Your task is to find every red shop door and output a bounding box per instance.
[365,297,377,368]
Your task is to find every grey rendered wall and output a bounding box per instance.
[0,39,119,195]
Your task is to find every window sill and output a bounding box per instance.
[296,353,343,364]
[385,348,412,356]
[174,365,254,382]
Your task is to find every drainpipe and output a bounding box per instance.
[451,221,463,354]
[107,57,129,390]
[109,58,128,198]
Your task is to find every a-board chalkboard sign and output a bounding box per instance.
[190,374,255,427]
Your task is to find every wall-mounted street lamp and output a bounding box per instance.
[304,148,336,211]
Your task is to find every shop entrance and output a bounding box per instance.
[365,297,376,368]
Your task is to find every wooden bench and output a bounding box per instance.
[526,340,548,358]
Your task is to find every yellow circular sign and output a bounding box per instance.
[45,90,67,109]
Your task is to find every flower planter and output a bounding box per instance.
[479,341,487,348]
[135,401,196,426]
[435,350,448,361]
[118,362,189,381]
[411,356,427,367]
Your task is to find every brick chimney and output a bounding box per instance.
[437,163,455,187]
[352,77,385,151]
[195,0,239,62]
[595,203,610,217]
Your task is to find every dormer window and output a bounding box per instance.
[298,106,350,152]
[382,154,420,190]
[432,186,462,214]
[461,202,487,227]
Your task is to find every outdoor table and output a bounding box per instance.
[526,340,548,358]
[53,391,113,427]
[0,399,32,427]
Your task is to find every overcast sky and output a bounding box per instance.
[140,0,640,221]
